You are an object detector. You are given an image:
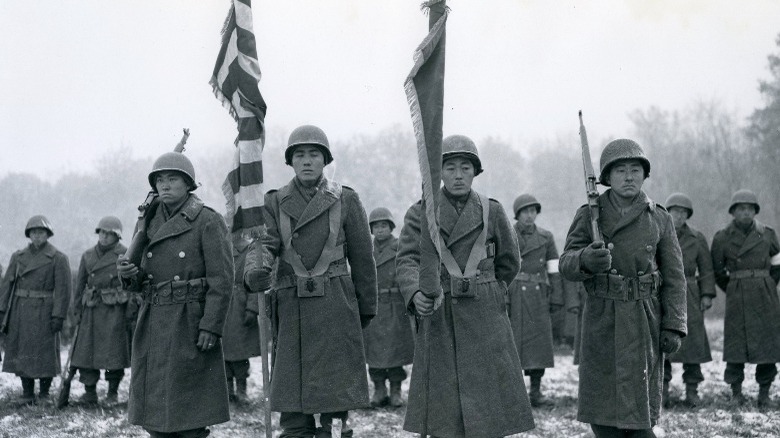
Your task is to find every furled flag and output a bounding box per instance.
[404,0,448,300]
[210,0,267,231]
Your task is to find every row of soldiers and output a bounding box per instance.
[1,125,780,438]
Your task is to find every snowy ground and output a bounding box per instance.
[1,318,779,437]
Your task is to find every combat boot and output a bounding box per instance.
[731,384,746,405]
[38,378,52,401]
[371,379,389,407]
[662,381,671,408]
[227,378,237,402]
[683,383,700,408]
[389,381,404,407]
[757,384,772,409]
[106,379,121,403]
[20,378,36,405]
[80,384,98,405]
[235,379,248,403]
[529,375,553,407]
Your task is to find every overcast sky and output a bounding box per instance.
[1,0,779,179]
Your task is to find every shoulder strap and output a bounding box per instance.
[439,193,490,279]
[279,196,344,278]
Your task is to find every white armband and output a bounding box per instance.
[546,259,559,274]
[771,253,780,266]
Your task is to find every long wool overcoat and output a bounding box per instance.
[71,242,134,371]
[222,241,261,362]
[508,223,564,370]
[246,177,377,414]
[362,235,415,369]
[126,194,233,433]
[560,190,686,430]
[711,220,780,363]
[667,224,715,364]
[397,190,535,438]
[0,242,71,377]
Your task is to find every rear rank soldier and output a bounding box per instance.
[362,207,415,408]
[0,215,71,404]
[662,193,716,408]
[71,216,136,404]
[560,139,686,437]
[244,125,377,438]
[507,194,564,407]
[711,189,780,408]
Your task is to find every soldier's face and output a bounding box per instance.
[442,157,474,196]
[98,229,119,246]
[155,171,190,206]
[608,160,645,200]
[668,207,689,229]
[517,206,538,226]
[291,145,325,185]
[28,228,49,247]
[371,221,392,240]
[731,203,756,226]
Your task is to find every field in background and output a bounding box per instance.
[1,318,779,437]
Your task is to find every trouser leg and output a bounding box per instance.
[78,368,101,386]
[681,364,704,385]
[279,412,316,438]
[319,411,352,438]
[755,363,778,385]
[724,363,745,385]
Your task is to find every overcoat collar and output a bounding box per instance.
[147,194,205,247]
[515,223,544,256]
[278,177,341,232]
[85,243,127,274]
[727,220,768,257]
[438,190,483,248]
[373,236,398,267]
[600,190,655,239]
[20,242,57,276]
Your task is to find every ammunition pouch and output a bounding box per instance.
[143,278,207,306]
[585,271,660,301]
[15,289,53,299]
[82,286,131,307]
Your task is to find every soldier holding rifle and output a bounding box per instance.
[560,126,687,437]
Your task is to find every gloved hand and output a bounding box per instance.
[244,268,272,293]
[196,330,219,351]
[50,317,64,333]
[660,330,682,354]
[413,291,436,317]
[700,296,713,312]
[117,260,139,279]
[360,314,373,329]
[580,241,612,273]
[243,310,258,327]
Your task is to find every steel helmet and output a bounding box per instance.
[598,138,651,186]
[442,135,483,175]
[95,216,123,239]
[148,152,197,191]
[664,193,694,218]
[25,215,54,237]
[513,194,541,217]
[368,207,396,230]
[285,125,333,166]
[728,189,760,214]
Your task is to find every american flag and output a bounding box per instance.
[210,0,267,231]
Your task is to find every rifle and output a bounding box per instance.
[578,111,603,242]
[56,323,80,409]
[119,129,190,268]
[0,264,21,335]
[259,292,274,438]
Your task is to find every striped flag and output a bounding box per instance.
[210,0,267,231]
[404,0,448,300]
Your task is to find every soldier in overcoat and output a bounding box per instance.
[560,139,686,437]
[662,193,715,408]
[711,189,780,408]
[507,193,565,407]
[118,151,233,438]
[243,125,377,438]
[222,230,261,403]
[0,215,71,404]
[397,135,535,438]
[71,216,137,404]
[363,207,415,408]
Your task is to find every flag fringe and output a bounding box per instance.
[420,0,450,14]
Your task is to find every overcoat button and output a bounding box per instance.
[173,275,180,281]
[535,285,540,290]
[293,233,299,238]
[452,298,458,304]
[638,271,644,275]
[148,274,154,279]
[539,258,544,263]
[179,251,185,258]
[147,252,153,258]
[91,273,95,277]
[610,269,617,274]
[646,245,653,252]
[521,286,527,291]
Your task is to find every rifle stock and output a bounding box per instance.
[578,111,603,242]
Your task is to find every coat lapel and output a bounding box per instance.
[607,191,651,237]
[147,196,203,247]
[517,225,545,256]
[737,222,766,257]
[20,243,56,276]
[374,237,397,267]
[278,179,306,225]
[293,179,339,232]
[442,191,483,248]
[89,244,126,273]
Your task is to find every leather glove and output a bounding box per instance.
[660,330,682,354]
[50,317,64,334]
[196,330,219,351]
[117,260,139,279]
[243,310,259,327]
[360,314,373,329]
[580,241,612,273]
[700,296,713,312]
[245,268,272,293]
